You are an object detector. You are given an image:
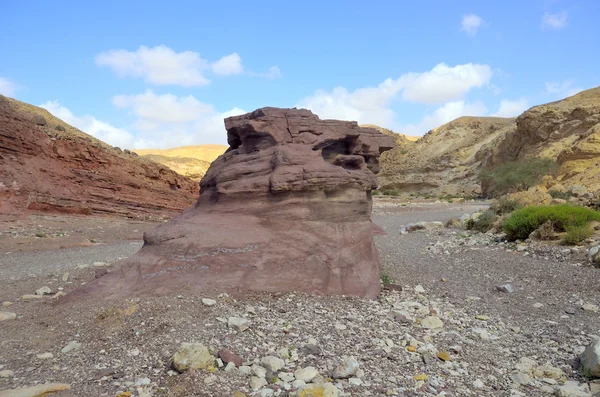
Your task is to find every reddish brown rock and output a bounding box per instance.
[75,108,395,299]
[218,349,244,367]
[0,95,197,219]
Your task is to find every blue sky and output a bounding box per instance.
[1,0,599,148]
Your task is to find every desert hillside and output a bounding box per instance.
[486,86,600,193]
[378,116,516,196]
[0,95,198,219]
[133,145,227,180]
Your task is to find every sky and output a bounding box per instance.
[1,0,599,149]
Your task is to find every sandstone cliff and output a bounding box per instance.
[378,116,516,196]
[133,145,227,180]
[0,95,198,219]
[487,87,600,192]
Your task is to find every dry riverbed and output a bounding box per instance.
[1,201,599,396]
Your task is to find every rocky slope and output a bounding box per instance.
[487,86,600,193]
[378,117,516,196]
[134,145,227,180]
[0,95,198,219]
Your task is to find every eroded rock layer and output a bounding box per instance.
[80,107,395,299]
[0,95,198,219]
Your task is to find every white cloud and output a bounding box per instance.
[0,77,18,96]
[400,63,492,104]
[545,80,583,97]
[264,66,282,79]
[400,101,489,136]
[96,45,281,85]
[96,45,211,86]
[491,98,529,117]
[297,62,493,132]
[211,53,243,76]
[40,100,136,148]
[113,90,214,123]
[461,14,483,36]
[542,11,568,29]
[112,90,246,147]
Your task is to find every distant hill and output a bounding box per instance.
[485,86,600,194]
[378,116,516,196]
[0,95,198,219]
[376,86,600,197]
[134,145,228,180]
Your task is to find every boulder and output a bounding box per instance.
[172,343,215,372]
[507,186,552,207]
[580,336,600,378]
[73,108,395,300]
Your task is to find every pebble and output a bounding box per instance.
[172,343,215,372]
[580,336,600,378]
[496,283,515,293]
[0,369,14,378]
[250,376,267,390]
[295,366,318,382]
[415,285,426,293]
[61,341,82,354]
[581,303,599,312]
[35,286,52,295]
[228,316,250,331]
[37,352,54,359]
[532,302,544,308]
[0,311,17,321]
[332,357,359,379]
[420,316,444,330]
[260,356,284,372]
[472,379,485,389]
[201,298,217,306]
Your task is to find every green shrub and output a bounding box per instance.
[479,158,559,195]
[491,197,522,215]
[372,190,382,196]
[561,225,593,245]
[548,190,573,200]
[380,272,394,284]
[467,210,498,233]
[503,204,600,241]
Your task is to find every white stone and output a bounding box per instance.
[224,362,236,372]
[228,316,250,331]
[415,285,426,294]
[252,364,267,378]
[349,377,363,385]
[0,370,14,378]
[421,316,444,330]
[580,336,600,378]
[35,286,52,295]
[555,381,592,397]
[0,312,17,321]
[37,352,54,359]
[201,298,216,306]
[292,380,306,389]
[295,367,318,382]
[250,376,268,390]
[472,379,485,389]
[582,303,599,313]
[261,356,284,372]
[61,341,81,353]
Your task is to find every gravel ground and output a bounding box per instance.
[1,203,599,397]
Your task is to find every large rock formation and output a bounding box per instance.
[76,108,395,299]
[378,117,515,196]
[486,87,600,194]
[0,95,198,219]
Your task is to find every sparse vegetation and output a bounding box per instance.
[479,158,559,196]
[548,190,573,200]
[490,197,522,215]
[503,204,600,241]
[561,225,593,245]
[35,232,47,238]
[466,210,497,233]
[380,272,394,284]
